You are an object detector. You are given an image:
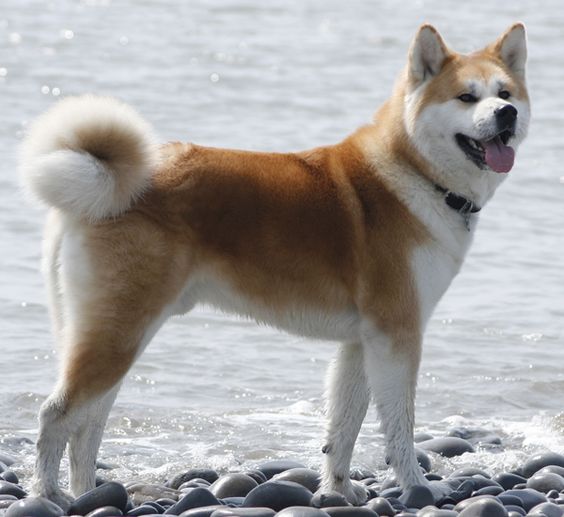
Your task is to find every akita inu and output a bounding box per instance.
[21,23,529,508]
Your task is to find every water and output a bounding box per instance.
[1,0,563,487]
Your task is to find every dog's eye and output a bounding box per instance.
[498,90,511,100]
[458,93,478,103]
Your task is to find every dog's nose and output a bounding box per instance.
[495,104,518,130]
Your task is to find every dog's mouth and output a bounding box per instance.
[455,129,515,173]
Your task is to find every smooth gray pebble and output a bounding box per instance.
[257,461,307,481]
[522,452,564,478]
[86,505,124,517]
[273,469,321,493]
[503,488,547,511]
[0,481,26,499]
[526,472,564,493]
[526,501,564,517]
[365,496,395,516]
[69,481,129,516]
[164,488,220,515]
[275,506,331,517]
[211,506,276,517]
[169,470,220,489]
[310,491,348,509]
[321,507,379,517]
[399,486,434,509]
[6,497,64,517]
[243,481,312,512]
[178,504,225,517]
[417,438,475,458]
[416,507,457,517]
[457,498,507,517]
[210,474,259,499]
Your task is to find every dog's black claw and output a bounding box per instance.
[322,444,332,454]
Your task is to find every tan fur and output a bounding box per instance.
[408,26,529,120]
[62,129,429,407]
[415,54,529,111]
[63,218,192,403]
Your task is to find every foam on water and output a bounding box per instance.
[1,0,563,490]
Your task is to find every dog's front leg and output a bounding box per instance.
[361,327,428,490]
[68,385,121,496]
[320,343,370,505]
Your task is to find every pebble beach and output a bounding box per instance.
[4,431,564,516]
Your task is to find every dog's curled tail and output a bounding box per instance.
[20,95,158,222]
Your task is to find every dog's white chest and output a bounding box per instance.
[411,244,463,325]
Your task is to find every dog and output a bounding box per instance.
[20,23,529,508]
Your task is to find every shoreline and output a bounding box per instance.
[2,428,564,517]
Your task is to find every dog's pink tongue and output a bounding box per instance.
[483,138,515,173]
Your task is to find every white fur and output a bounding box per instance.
[404,72,529,207]
[33,391,77,509]
[376,163,474,324]
[321,343,370,504]
[412,245,465,327]
[68,386,120,496]
[409,26,448,83]
[58,221,99,338]
[359,323,427,488]
[181,274,361,342]
[20,95,158,222]
[42,210,65,342]
[499,24,527,80]
[34,384,124,508]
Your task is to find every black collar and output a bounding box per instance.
[434,184,481,231]
[434,184,481,214]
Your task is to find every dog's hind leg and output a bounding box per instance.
[33,329,144,508]
[33,307,168,507]
[361,326,428,490]
[320,342,370,505]
[33,226,182,507]
[66,308,171,497]
[33,390,76,510]
[31,213,73,508]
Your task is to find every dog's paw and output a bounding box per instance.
[318,479,368,506]
[346,480,370,506]
[34,489,74,512]
[427,479,454,503]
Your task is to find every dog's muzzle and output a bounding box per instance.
[495,104,517,134]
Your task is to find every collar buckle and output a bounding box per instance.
[434,184,481,231]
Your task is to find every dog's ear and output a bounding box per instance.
[489,23,527,80]
[408,24,450,86]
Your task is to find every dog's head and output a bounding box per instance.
[403,24,530,201]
